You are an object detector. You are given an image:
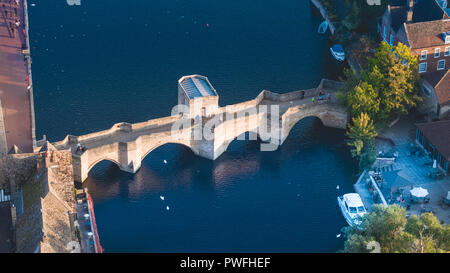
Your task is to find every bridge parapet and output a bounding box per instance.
[43,77,347,182]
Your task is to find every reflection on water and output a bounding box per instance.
[29,0,356,252]
[84,118,358,253]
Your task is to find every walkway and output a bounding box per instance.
[0,0,33,153]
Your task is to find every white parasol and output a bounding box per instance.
[410,187,429,198]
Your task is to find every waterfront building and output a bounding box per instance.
[415,120,450,175]
[379,0,449,47]
[379,0,450,121]
[379,0,450,74]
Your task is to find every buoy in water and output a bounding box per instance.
[206,23,210,28]
[166,206,170,211]
[160,196,165,201]
[163,160,167,164]
[336,185,340,190]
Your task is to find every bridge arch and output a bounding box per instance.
[216,130,263,158]
[140,140,195,162]
[87,158,121,175]
[282,114,325,141]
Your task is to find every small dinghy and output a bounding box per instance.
[330,44,346,62]
[318,21,328,34]
[337,193,367,229]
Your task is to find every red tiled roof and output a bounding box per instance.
[422,69,450,106]
[404,19,450,48]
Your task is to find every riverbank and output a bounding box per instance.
[354,114,450,224]
[0,0,35,154]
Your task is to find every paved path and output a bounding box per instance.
[0,0,33,153]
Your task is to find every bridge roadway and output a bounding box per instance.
[43,79,348,182]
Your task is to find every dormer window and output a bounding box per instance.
[443,31,450,44]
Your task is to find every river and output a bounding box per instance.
[29,0,357,252]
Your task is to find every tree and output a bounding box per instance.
[342,0,361,30]
[347,81,380,119]
[367,42,421,122]
[342,205,450,253]
[358,139,377,170]
[346,112,377,157]
[342,0,391,31]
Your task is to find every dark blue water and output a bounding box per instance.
[29,0,358,252]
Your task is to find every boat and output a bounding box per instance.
[318,21,328,34]
[330,44,345,61]
[337,193,367,229]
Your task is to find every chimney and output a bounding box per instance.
[406,0,414,23]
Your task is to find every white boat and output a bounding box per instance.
[318,21,328,34]
[337,193,367,229]
[330,44,345,61]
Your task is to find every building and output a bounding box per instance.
[419,69,450,119]
[380,0,449,46]
[396,19,450,74]
[415,120,450,175]
[379,0,450,74]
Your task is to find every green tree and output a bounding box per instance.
[347,81,380,119]
[346,112,377,157]
[368,42,421,122]
[342,205,450,253]
[342,0,391,31]
[358,139,377,170]
[342,0,361,30]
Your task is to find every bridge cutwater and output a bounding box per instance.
[36,75,348,182]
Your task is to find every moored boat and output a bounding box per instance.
[337,193,367,229]
[318,20,328,34]
[330,44,345,61]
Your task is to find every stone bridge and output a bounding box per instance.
[40,76,348,182]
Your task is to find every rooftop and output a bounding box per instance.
[404,19,450,48]
[416,120,450,160]
[389,5,407,32]
[422,69,450,106]
[179,75,217,100]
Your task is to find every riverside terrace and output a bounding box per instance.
[36,76,349,182]
[0,0,35,155]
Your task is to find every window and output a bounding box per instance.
[420,50,427,60]
[422,83,432,96]
[349,207,357,214]
[435,48,440,58]
[437,59,446,70]
[445,46,450,56]
[389,34,394,46]
[419,62,427,73]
